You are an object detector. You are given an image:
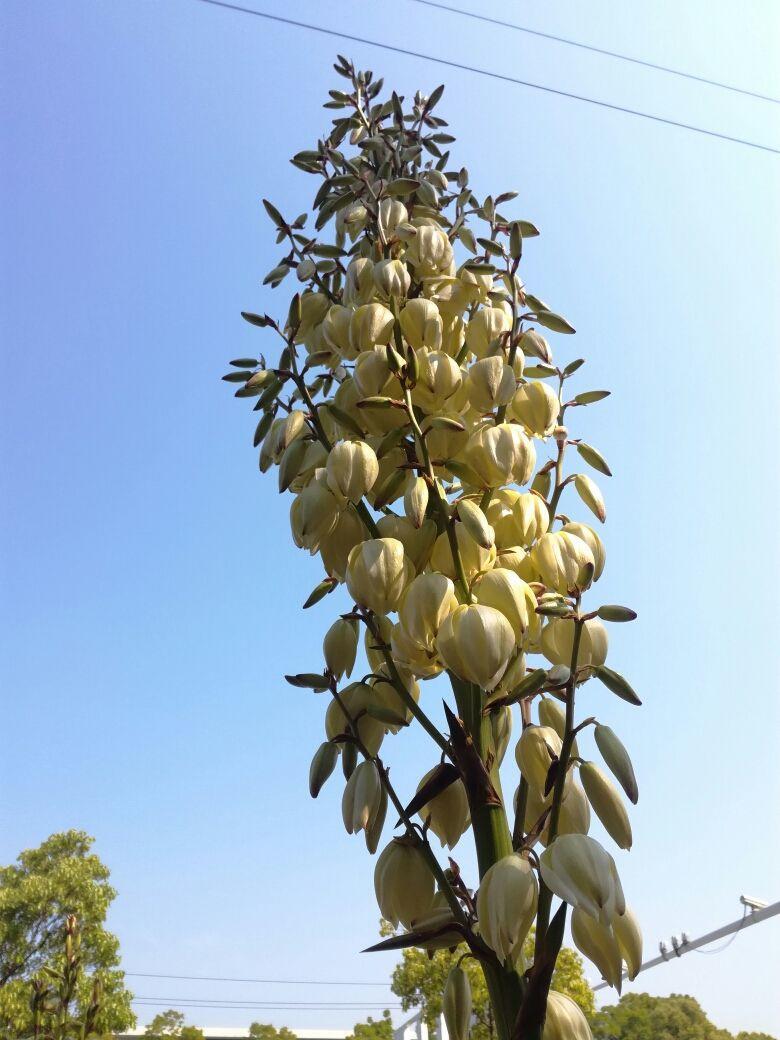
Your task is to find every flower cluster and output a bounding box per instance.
[226,58,642,1040]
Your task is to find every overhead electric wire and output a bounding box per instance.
[408,0,780,104]
[192,0,780,155]
[126,972,389,986]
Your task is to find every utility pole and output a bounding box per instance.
[593,896,779,992]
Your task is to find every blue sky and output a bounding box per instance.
[1,0,779,1034]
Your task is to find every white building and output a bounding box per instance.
[118,1010,444,1040]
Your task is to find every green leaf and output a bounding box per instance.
[577,442,612,477]
[532,310,576,334]
[574,390,611,406]
[285,672,330,691]
[385,178,420,197]
[263,263,291,286]
[592,665,642,706]
[262,199,285,228]
[302,577,338,609]
[596,605,637,622]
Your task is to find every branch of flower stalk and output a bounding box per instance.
[402,388,472,603]
[511,698,533,850]
[360,608,452,756]
[545,431,569,525]
[330,683,467,928]
[533,615,584,961]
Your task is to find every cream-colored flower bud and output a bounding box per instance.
[374,838,435,928]
[350,303,395,354]
[415,766,470,848]
[281,409,308,449]
[541,618,608,670]
[443,966,472,1040]
[594,725,638,804]
[465,306,511,359]
[580,761,632,850]
[379,197,409,237]
[326,440,380,503]
[294,291,330,343]
[464,422,536,488]
[319,506,366,581]
[343,257,375,307]
[346,538,413,615]
[430,523,496,582]
[517,774,588,845]
[561,522,605,580]
[373,258,411,300]
[456,499,494,550]
[399,298,443,351]
[371,666,420,732]
[489,705,513,765]
[411,350,463,413]
[436,604,515,691]
[513,492,550,547]
[571,908,623,989]
[441,314,466,356]
[575,473,607,523]
[471,569,537,644]
[404,476,429,529]
[510,381,561,437]
[296,256,316,282]
[458,265,494,306]
[613,905,643,981]
[540,833,625,925]
[339,200,369,242]
[538,697,579,757]
[376,514,437,572]
[391,621,443,679]
[325,682,385,757]
[484,488,520,547]
[405,225,454,277]
[543,991,592,1040]
[476,854,538,964]
[530,531,595,594]
[290,481,341,553]
[493,547,539,584]
[515,725,562,791]
[519,329,552,364]
[342,760,383,835]
[323,305,357,359]
[465,357,517,413]
[398,572,458,652]
[323,618,358,680]
[353,346,393,397]
[309,741,339,799]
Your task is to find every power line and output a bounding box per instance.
[126,973,389,986]
[408,0,780,104]
[192,0,780,155]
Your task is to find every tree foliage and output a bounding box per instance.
[347,1009,393,1040]
[249,1024,298,1040]
[0,831,134,1036]
[589,992,775,1040]
[144,1008,206,1039]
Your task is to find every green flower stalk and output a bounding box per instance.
[225,56,643,1040]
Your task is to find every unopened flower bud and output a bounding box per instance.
[342,760,383,835]
[476,853,538,964]
[411,350,462,412]
[574,473,606,523]
[613,905,643,981]
[472,569,537,644]
[510,381,561,437]
[296,257,316,282]
[416,767,470,848]
[309,741,339,799]
[541,618,608,670]
[580,761,632,850]
[373,258,411,300]
[538,697,579,758]
[400,298,443,351]
[319,506,367,581]
[456,499,495,550]
[405,225,453,277]
[436,604,515,691]
[530,531,595,594]
[430,523,495,582]
[464,422,536,488]
[519,329,552,364]
[378,197,409,237]
[515,725,562,791]
[465,357,516,413]
[290,481,341,553]
[323,304,357,359]
[513,492,550,547]
[489,705,513,765]
[398,572,458,652]
[560,521,605,580]
[571,907,623,989]
[325,682,385,756]
[326,440,380,503]
[371,666,420,732]
[323,618,358,680]
[376,514,437,572]
[594,725,638,805]
[540,833,625,925]
[350,303,395,354]
[353,347,394,398]
[374,838,436,928]
[294,292,330,343]
[405,476,430,529]
[346,538,413,615]
[343,257,375,307]
[443,966,472,1040]
[465,306,511,359]
[543,991,592,1040]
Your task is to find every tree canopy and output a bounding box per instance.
[249,1024,298,1040]
[0,830,134,1035]
[144,1008,206,1039]
[589,993,776,1040]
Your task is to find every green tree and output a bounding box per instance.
[144,1008,205,1039]
[248,1025,297,1040]
[347,1010,393,1040]
[0,831,134,1036]
[390,925,593,1040]
[735,1034,777,1040]
[590,992,734,1040]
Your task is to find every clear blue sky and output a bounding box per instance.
[2,0,779,1034]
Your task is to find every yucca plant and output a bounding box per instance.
[225,57,642,1040]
